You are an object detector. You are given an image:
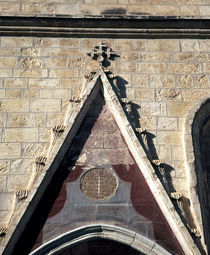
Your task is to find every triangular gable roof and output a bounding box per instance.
[3,68,201,255]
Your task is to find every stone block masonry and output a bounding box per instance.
[0,36,209,254]
[0,0,209,17]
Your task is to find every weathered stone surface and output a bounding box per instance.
[24,89,39,98]
[115,40,147,51]
[155,89,181,101]
[7,174,30,192]
[47,113,65,127]
[6,89,23,98]
[141,102,166,116]
[21,143,48,158]
[10,159,33,174]
[0,89,5,98]
[157,131,182,145]
[141,52,172,62]
[168,63,202,74]
[7,113,46,128]
[167,102,193,116]
[157,145,171,161]
[21,48,40,57]
[180,6,199,16]
[173,53,194,62]
[139,116,156,130]
[4,128,38,142]
[199,5,210,16]
[157,117,178,130]
[44,57,68,68]
[182,89,208,101]
[0,143,21,159]
[135,89,154,101]
[49,69,78,78]
[148,40,179,51]
[14,69,48,78]
[30,99,61,112]
[29,79,59,89]
[127,4,154,15]
[19,58,42,68]
[150,75,175,88]
[0,176,7,192]
[139,63,166,73]
[155,5,179,15]
[194,75,209,88]
[21,2,55,14]
[0,47,20,56]
[0,193,15,210]
[176,75,193,88]
[0,160,9,174]
[0,57,17,68]
[181,40,200,51]
[1,37,33,47]
[0,99,29,112]
[40,89,70,99]
[4,78,28,88]
[171,146,184,160]
[132,74,148,87]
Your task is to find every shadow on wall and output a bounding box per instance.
[108,70,205,253]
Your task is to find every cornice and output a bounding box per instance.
[0,16,209,38]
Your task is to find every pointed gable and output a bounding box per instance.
[30,88,184,254]
[3,68,200,255]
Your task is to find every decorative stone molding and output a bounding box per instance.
[191,228,201,238]
[152,159,163,167]
[35,156,47,171]
[0,17,209,38]
[69,96,81,103]
[170,192,183,200]
[53,125,66,139]
[184,97,210,247]
[16,190,29,201]
[135,127,147,134]
[0,227,7,240]
[30,224,172,255]
[88,43,115,67]
[84,71,97,82]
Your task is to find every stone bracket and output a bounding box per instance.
[16,190,29,201]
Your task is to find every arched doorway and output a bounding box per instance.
[29,224,172,255]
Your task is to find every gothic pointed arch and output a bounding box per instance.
[185,97,210,253]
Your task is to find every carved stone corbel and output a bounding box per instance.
[53,125,66,139]
[0,227,7,240]
[36,156,47,171]
[84,71,97,82]
[69,96,81,103]
[16,190,29,201]
[152,159,163,166]
[190,228,201,238]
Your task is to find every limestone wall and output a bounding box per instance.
[0,36,209,252]
[0,0,209,17]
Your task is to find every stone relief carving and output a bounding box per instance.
[0,227,7,241]
[16,190,29,201]
[35,156,47,171]
[87,43,116,68]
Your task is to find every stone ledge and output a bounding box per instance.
[0,16,209,38]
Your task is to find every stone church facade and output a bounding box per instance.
[0,1,209,254]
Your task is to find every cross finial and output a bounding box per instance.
[88,43,116,67]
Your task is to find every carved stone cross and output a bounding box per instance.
[88,43,115,67]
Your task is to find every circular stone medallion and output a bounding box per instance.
[80,168,118,200]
